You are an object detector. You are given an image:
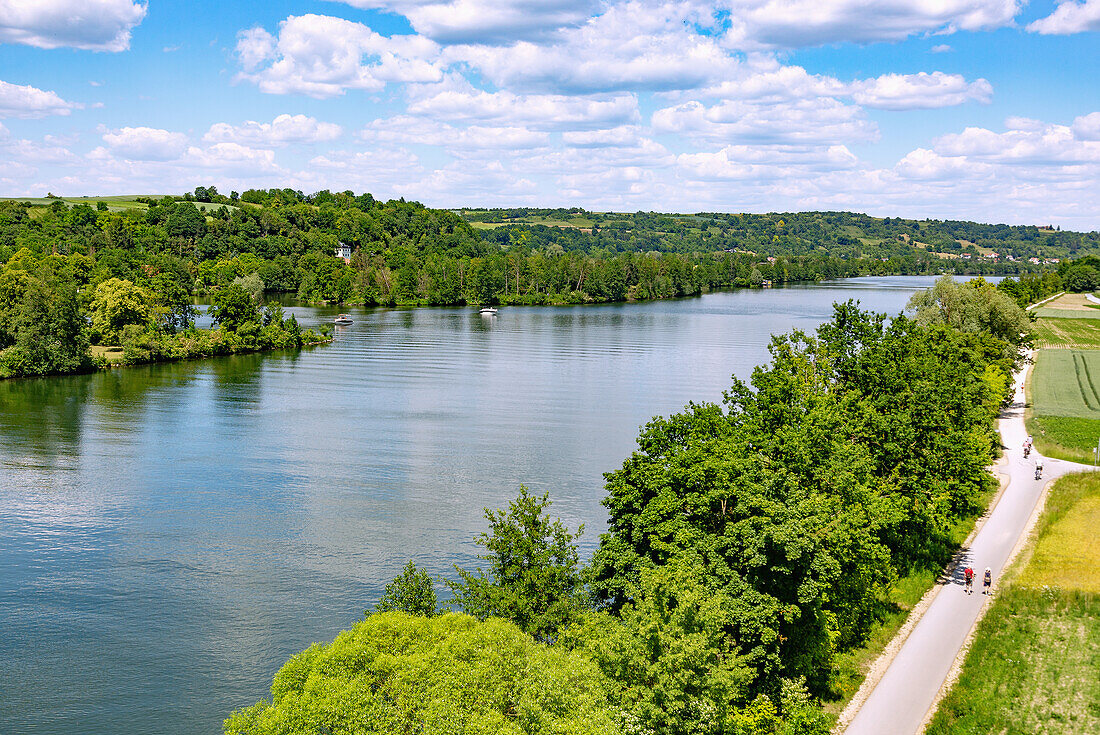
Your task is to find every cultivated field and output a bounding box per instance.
[1032,317,1100,349]
[928,472,1100,735]
[1027,349,1100,461]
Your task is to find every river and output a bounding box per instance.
[0,276,979,734]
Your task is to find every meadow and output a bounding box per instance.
[1031,316,1100,349]
[928,472,1100,734]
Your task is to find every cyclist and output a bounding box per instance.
[964,566,974,594]
[983,567,992,594]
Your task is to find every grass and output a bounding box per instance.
[927,472,1100,735]
[1026,349,1100,461]
[90,345,125,363]
[1031,317,1100,349]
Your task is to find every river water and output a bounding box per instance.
[0,276,969,734]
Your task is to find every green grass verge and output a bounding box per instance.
[1028,415,1100,463]
[928,472,1100,735]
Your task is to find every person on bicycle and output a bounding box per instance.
[964,566,974,594]
[983,567,992,594]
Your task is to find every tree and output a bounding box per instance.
[231,272,265,304]
[223,613,618,735]
[907,275,1030,350]
[209,283,258,332]
[90,278,153,345]
[1062,264,1099,292]
[0,275,91,378]
[448,486,586,641]
[372,561,438,616]
[166,203,206,240]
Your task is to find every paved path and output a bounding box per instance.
[843,352,1091,735]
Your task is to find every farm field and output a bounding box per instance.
[1031,316,1100,349]
[928,472,1100,735]
[1027,349,1100,461]
[1,195,242,215]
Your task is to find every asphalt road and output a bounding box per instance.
[843,353,1091,735]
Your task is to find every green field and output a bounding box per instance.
[1031,350,1100,417]
[1027,349,1100,461]
[1032,317,1100,349]
[1034,307,1100,319]
[928,472,1100,734]
[1,194,241,216]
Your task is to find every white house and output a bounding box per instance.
[335,242,352,263]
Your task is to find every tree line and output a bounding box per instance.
[227,277,1031,735]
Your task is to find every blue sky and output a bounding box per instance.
[0,0,1098,227]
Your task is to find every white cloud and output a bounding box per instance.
[0,79,80,118]
[406,79,640,130]
[447,2,737,94]
[0,0,147,52]
[360,116,550,153]
[718,0,1023,49]
[652,98,878,145]
[677,144,859,181]
[101,126,189,161]
[894,147,990,179]
[1027,0,1100,33]
[562,126,643,147]
[333,0,599,43]
[1072,112,1100,141]
[235,14,442,98]
[204,114,344,147]
[931,44,953,52]
[848,72,992,110]
[933,121,1100,165]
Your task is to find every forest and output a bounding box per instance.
[0,187,1086,380]
[226,278,1033,735]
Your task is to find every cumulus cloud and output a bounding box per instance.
[652,98,878,145]
[0,0,147,52]
[333,0,599,43]
[360,116,550,153]
[0,79,80,118]
[405,79,640,130]
[101,126,189,161]
[677,144,859,181]
[933,120,1100,165]
[204,114,344,147]
[718,0,1023,49]
[1027,0,1100,33]
[235,14,442,97]
[848,72,992,110]
[1072,112,1100,141]
[447,2,737,94]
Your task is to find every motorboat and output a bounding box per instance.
[478,307,498,315]
[334,314,353,325]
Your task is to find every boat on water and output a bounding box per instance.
[334,314,353,325]
[478,307,498,315]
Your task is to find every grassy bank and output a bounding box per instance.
[928,472,1100,735]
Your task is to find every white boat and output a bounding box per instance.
[334,314,353,325]
[478,307,498,315]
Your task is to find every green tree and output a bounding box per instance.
[0,276,91,378]
[209,283,258,332]
[373,561,438,616]
[90,277,153,345]
[223,612,618,735]
[907,275,1030,348]
[449,486,587,641]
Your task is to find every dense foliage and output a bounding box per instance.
[225,612,619,735]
